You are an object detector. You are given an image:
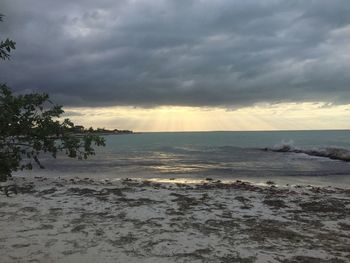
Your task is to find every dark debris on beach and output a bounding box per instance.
[0,177,349,263]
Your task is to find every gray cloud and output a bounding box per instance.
[1,0,350,108]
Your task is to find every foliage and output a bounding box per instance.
[0,14,105,182]
[0,85,106,181]
[0,14,16,60]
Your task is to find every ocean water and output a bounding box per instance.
[17,130,350,187]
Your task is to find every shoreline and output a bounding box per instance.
[1,176,349,263]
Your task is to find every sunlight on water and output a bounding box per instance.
[145,177,272,186]
[15,131,350,187]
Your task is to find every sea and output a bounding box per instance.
[16,130,350,187]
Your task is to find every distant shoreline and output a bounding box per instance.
[72,127,134,135]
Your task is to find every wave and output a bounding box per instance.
[264,140,350,162]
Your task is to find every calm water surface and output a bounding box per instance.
[17,131,350,187]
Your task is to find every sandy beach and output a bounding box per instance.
[0,177,349,263]
[2,0,350,262]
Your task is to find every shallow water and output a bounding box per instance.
[16,130,350,187]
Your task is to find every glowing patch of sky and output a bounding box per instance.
[63,103,350,132]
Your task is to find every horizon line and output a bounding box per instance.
[134,128,350,133]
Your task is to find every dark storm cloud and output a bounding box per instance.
[1,0,350,107]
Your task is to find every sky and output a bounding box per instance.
[1,0,350,131]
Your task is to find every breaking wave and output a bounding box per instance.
[265,140,350,162]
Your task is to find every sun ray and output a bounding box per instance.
[63,103,350,132]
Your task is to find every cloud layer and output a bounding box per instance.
[1,0,350,107]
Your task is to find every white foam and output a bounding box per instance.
[270,141,350,162]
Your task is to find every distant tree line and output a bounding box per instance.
[72,126,133,135]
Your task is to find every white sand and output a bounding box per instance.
[0,176,349,263]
